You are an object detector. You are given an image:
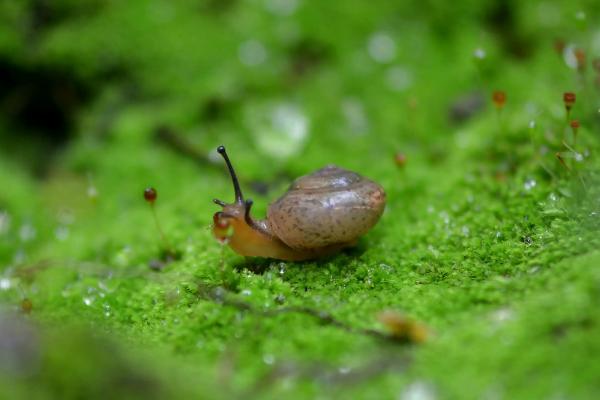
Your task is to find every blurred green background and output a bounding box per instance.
[1,1,600,399]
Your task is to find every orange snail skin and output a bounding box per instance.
[212,146,386,261]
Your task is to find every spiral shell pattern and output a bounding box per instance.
[267,165,386,250]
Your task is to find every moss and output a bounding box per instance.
[1,1,600,399]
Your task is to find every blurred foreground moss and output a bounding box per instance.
[0,313,216,400]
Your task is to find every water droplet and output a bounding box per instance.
[574,152,583,162]
[402,381,437,400]
[379,263,394,272]
[241,289,252,296]
[491,307,513,323]
[338,366,351,374]
[367,32,396,63]
[563,44,579,70]
[461,226,470,237]
[55,226,69,241]
[438,211,450,225]
[274,294,286,304]
[278,262,286,276]
[0,278,11,290]
[249,103,309,160]
[524,179,537,191]
[528,265,541,274]
[19,223,36,242]
[87,185,98,199]
[83,297,94,306]
[114,246,132,268]
[98,281,111,293]
[529,120,536,129]
[239,40,268,66]
[427,245,440,259]
[473,48,486,60]
[548,192,558,202]
[386,66,413,91]
[262,354,275,365]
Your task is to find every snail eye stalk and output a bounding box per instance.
[217,145,244,204]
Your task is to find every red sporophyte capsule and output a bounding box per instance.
[394,152,407,167]
[492,90,506,108]
[144,187,157,203]
[563,92,576,110]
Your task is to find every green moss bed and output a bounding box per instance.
[1,1,600,399]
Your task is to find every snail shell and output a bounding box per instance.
[267,165,386,250]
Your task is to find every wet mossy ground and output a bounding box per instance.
[1,1,600,399]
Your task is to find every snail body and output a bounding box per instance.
[212,146,386,261]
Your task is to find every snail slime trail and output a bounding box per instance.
[212,146,386,261]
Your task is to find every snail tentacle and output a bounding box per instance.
[217,145,244,204]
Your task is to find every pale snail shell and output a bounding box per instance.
[268,165,386,250]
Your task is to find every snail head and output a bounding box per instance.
[212,145,255,242]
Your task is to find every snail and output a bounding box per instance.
[212,146,386,261]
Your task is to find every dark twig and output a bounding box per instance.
[198,284,411,344]
[154,125,213,167]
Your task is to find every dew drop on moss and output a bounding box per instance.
[55,226,69,241]
[262,354,275,365]
[19,223,36,242]
[338,366,351,375]
[524,179,537,191]
[402,381,437,400]
[368,32,396,63]
[0,278,11,290]
[238,40,268,66]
